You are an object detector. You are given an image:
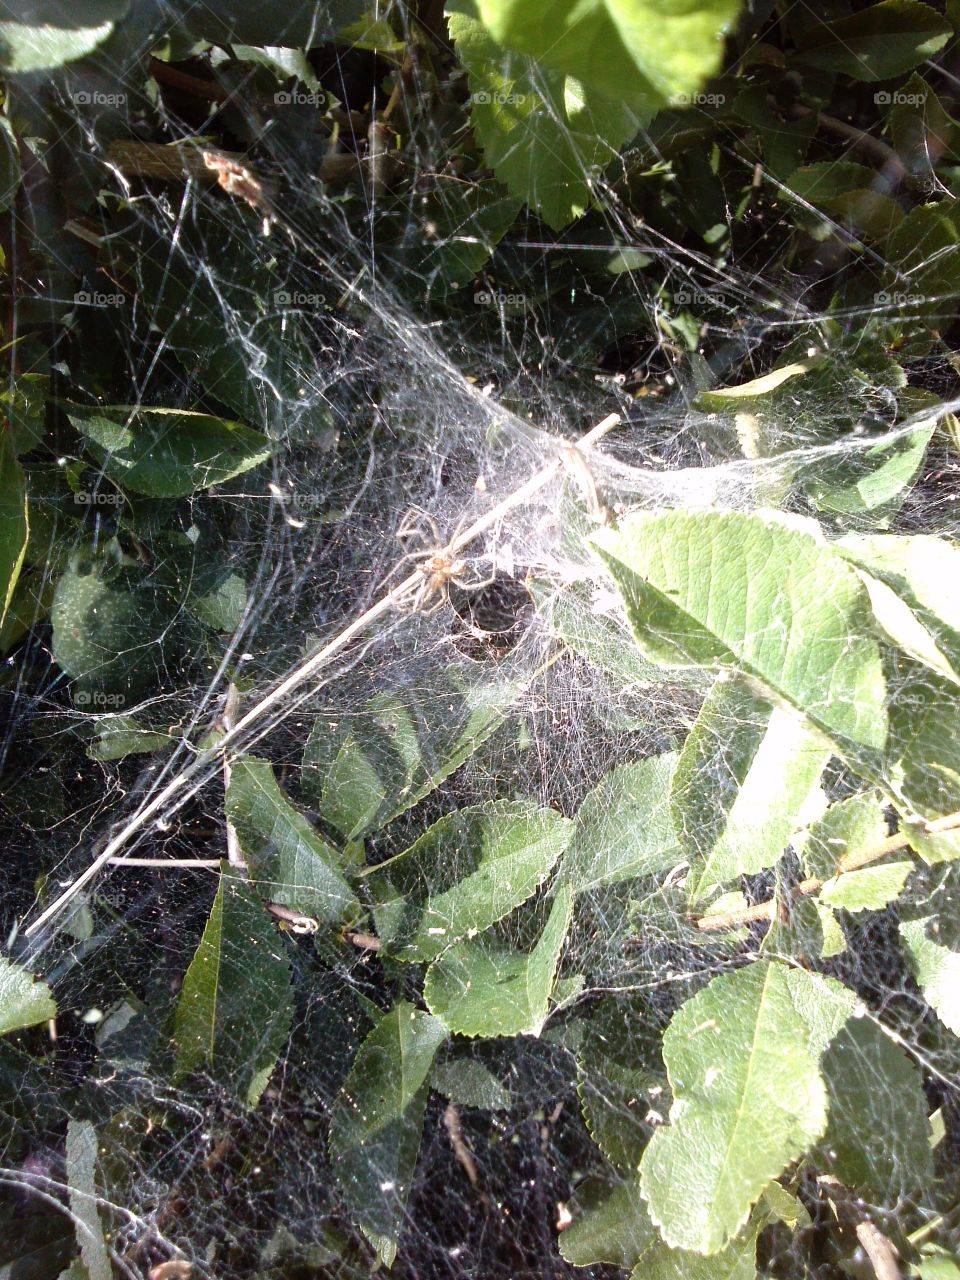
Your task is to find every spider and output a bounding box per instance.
[393,507,497,614]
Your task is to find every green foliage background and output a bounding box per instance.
[2,0,960,1277]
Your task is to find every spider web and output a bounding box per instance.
[2,4,960,1278]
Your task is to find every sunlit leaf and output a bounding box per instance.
[900,917,960,1035]
[802,791,887,879]
[366,801,571,962]
[65,403,271,497]
[591,511,887,753]
[424,884,572,1037]
[820,860,913,912]
[448,4,642,230]
[0,955,56,1036]
[673,677,829,906]
[564,753,682,893]
[471,0,740,112]
[0,1,125,73]
[639,962,846,1254]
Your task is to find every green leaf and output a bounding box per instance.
[838,534,960,680]
[328,1003,448,1267]
[631,1214,763,1280]
[882,205,960,346]
[887,663,960,818]
[424,885,572,1037]
[188,572,248,632]
[672,677,829,906]
[575,996,665,1172]
[784,162,905,239]
[900,917,960,1035]
[561,1177,767,1278]
[430,1053,512,1110]
[888,75,960,180]
[815,1015,933,1199]
[802,791,887,879]
[806,415,937,519]
[0,955,56,1035]
[51,554,171,703]
[534,577,697,691]
[447,4,641,230]
[820,860,914,912]
[470,0,741,113]
[87,717,174,761]
[916,1249,960,1278]
[560,1177,656,1269]
[1,373,48,455]
[303,663,519,840]
[64,403,271,497]
[413,179,523,296]
[590,511,887,753]
[366,801,571,962]
[0,429,28,630]
[173,867,293,1106]
[564,753,682,893]
[639,961,832,1254]
[0,1,126,73]
[225,756,357,923]
[762,895,847,962]
[796,0,951,80]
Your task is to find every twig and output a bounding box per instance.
[23,414,621,939]
[105,140,359,190]
[818,1175,901,1280]
[219,684,246,871]
[105,858,220,868]
[344,930,382,951]
[695,808,960,932]
[443,1102,480,1188]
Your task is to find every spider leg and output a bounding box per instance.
[396,506,441,549]
[376,547,430,592]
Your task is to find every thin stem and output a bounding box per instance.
[695,808,960,933]
[106,858,221,868]
[23,414,620,939]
